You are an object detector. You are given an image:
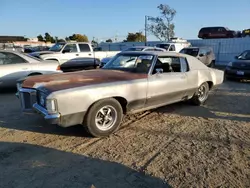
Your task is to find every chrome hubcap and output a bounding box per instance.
[95,105,117,131]
[198,85,207,101]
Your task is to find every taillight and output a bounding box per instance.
[56,65,61,70]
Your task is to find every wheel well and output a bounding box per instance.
[46,59,59,62]
[28,72,42,76]
[207,81,213,89]
[113,97,128,114]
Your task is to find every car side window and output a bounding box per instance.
[199,48,207,55]
[169,45,176,51]
[152,56,183,74]
[180,58,189,72]
[144,48,154,51]
[79,44,91,52]
[0,52,26,65]
[63,44,77,53]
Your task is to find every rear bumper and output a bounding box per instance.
[225,69,250,79]
[33,103,60,124]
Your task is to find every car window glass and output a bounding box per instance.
[180,58,189,72]
[63,44,77,53]
[153,56,181,74]
[0,52,26,65]
[169,45,176,51]
[154,48,164,51]
[79,44,91,52]
[199,48,207,55]
[144,48,154,51]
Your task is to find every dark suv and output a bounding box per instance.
[198,27,236,39]
[242,29,250,37]
[180,47,216,67]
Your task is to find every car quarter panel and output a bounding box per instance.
[48,78,148,116]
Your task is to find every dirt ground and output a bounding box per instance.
[0,80,250,188]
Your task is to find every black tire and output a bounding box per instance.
[190,82,209,106]
[83,98,123,137]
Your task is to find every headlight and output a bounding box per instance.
[16,83,22,90]
[46,99,57,114]
[40,95,46,106]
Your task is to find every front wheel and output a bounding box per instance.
[83,98,123,137]
[190,82,209,106]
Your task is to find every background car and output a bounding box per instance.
[179,46,216,67]
[198,27,237,39]
[225,50,250,80]
[0,50,61,88]
[242,28,250,37]
[60,57,100,72]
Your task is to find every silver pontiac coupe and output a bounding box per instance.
[17,51,224,137]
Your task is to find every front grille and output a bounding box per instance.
[37,91,47,108]
[19,89,37,111]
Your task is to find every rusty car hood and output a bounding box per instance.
[22,69,147,93]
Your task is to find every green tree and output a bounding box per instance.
[65,37,70,41]
[91,40,98,47]
[69,34,88,42]
[37,34,44,41]
[44,32,53,42]
[106,39,113,43]
[148,4,176,41]
[126,32,146,42]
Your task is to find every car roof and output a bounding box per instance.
[119,51,189,58]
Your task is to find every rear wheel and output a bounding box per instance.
[191,82,209,105]
[83,98,123,137]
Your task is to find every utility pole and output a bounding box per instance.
[145,15,147,46]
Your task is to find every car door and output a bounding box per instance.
[0,52,31,87]
[60,44,79,62]
[78,43,94,58]
[145,56,188,108]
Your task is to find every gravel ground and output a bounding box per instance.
[0,80,250,188]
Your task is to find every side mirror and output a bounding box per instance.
[155,68,163,74]
[62,49,71,53]
[199,53,204,57]
[235,55,239,59]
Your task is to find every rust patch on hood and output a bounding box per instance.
[22,69,147,93]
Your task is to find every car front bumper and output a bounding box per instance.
[33,103,60,124]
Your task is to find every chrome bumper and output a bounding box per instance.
[33,103,60,124]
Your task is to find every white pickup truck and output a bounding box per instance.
[30,42,120,64]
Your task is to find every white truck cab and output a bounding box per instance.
[38,42,120,64]
[155,38,191,52]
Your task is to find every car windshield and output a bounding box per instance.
[238,51,250,60]
[22,53,42,61]
[49,43,65,52]
[156,44,170,50]
[103,54,154,73]
[180,48,199,57]
[124,47,144,51]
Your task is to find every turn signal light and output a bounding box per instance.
[56,65,61,70]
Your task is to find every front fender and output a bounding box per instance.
[48,80,147,116]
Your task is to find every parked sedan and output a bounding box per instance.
[17,51,224,137]
[225,50,250,80]
[0,50,61,88]
[179,47,216,67]
[60,57,100,72]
